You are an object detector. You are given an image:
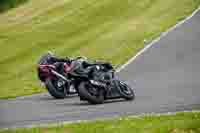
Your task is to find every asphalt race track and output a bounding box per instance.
[1,9,200,129]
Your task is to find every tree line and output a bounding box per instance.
[0,0,27,13]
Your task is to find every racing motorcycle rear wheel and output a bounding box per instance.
[45,78,67,99]
[114,80,135,100]
[78,82,104,104]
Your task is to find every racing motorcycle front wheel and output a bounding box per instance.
[114,80,135,100]
[78,81,104,104]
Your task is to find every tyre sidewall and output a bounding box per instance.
[45,78,67,99]
[114,80,135,100]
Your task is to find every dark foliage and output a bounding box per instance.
[0,0,27,13]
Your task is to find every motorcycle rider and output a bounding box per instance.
[47,51,112,77]
[48,52,91,76]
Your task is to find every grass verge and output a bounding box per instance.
[0,112,200,133]
[0,0,200,99]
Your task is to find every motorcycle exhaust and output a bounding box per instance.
[51,70,68,81]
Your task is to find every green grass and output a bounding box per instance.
[1,112,200,133]
[0,0,200,99]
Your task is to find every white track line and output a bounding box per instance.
[2,110,199,130]
[117,6,200,72]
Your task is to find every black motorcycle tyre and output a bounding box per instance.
[45,78,67,99]
[114,80,135,100]
[78,82,104,104]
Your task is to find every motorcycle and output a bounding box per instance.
[77,62,135,104]
[37,52,77,99]
[37,52,135,103]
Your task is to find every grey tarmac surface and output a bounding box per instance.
[1,9,200,129]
